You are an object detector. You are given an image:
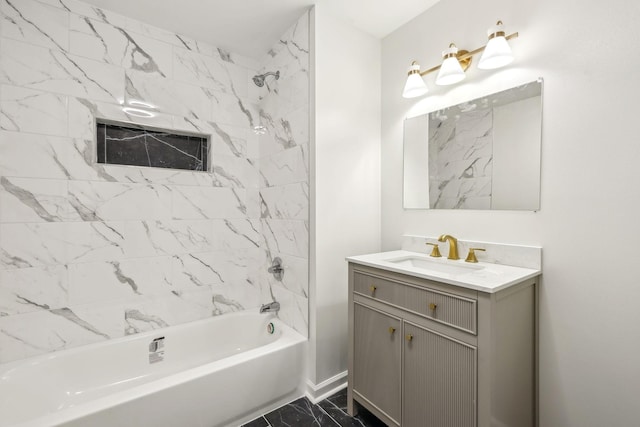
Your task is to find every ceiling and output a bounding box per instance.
[79,0,440,59]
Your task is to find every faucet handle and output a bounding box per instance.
[465,248,486,263]
[425,243,442,257]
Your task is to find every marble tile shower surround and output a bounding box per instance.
[429,108,493,209]
[257,14,310,335]
[0,0,310,363]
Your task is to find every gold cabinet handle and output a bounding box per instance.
[429,303,438,311]
[369,285,377,294]
[405,334,413,342]
[388,327,396,334]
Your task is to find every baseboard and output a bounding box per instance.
[304,371,348,404]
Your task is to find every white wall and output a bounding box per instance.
[382,0,640,425]
[492,95,541,209]
[403,115,430,208]
[309,4,381,387]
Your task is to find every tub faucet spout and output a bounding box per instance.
[260,301,280,313]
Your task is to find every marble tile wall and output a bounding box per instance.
[256,13,310,337]
[0,0,310,363]
[428,108,493,209]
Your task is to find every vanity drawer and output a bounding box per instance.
[403,285,477,334]
[353,273,405,306]
[353,272,477,334]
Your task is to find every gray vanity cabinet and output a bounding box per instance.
[353,304,402,425]
[402,321,476,427]
[347,262,536,427]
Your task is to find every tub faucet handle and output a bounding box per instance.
[267,257,284,281]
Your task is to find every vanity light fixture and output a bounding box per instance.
[478,21,514,69]
[435,44,469,86]
[402,62,429,98]
[402,20,518,98]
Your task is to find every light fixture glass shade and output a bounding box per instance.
[402,63,428,98]
[435,46,465,86]
[478,22,514,69]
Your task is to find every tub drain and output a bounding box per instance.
[267,322,275,334]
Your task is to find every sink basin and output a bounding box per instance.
[385,255,483,275]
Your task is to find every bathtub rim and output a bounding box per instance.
[1,311,307,427]
[0,310,286,372]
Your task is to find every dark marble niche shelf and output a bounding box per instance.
[97,121,209,172]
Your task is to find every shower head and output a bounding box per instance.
[252,75,264,87]
[252,70,280,87]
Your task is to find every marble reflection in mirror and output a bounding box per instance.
[403,79,543,210]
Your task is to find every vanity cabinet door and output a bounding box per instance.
[403,322,477,427]
[353,303,402,425]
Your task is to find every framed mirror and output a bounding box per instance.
[403,79,543,210]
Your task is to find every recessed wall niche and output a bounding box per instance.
[96,121,210,172]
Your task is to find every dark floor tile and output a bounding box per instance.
[319,389,387,427]
[318,398,364,426]
[264,397,339,427]
[318,390,359,427]
[353,407,388,427]
[242,416,270,427]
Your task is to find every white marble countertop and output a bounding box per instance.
[346,250,541,294]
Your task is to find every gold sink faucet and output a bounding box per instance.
[426,242,442,257]
[437,234,459,260]
[465,248,486,263]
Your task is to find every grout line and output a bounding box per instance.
[320,397,368,427]
[315,404,341,427]
[241,415,270,427]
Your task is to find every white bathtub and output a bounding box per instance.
[0,311,306,427]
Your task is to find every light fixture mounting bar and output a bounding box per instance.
[419,32,519,77]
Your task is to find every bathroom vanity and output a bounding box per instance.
[346,248,540,427]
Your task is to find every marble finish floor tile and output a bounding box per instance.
[243,416,270,427]
[264,397,338,427]
[242,389,386,427]
[317,389,387,427]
